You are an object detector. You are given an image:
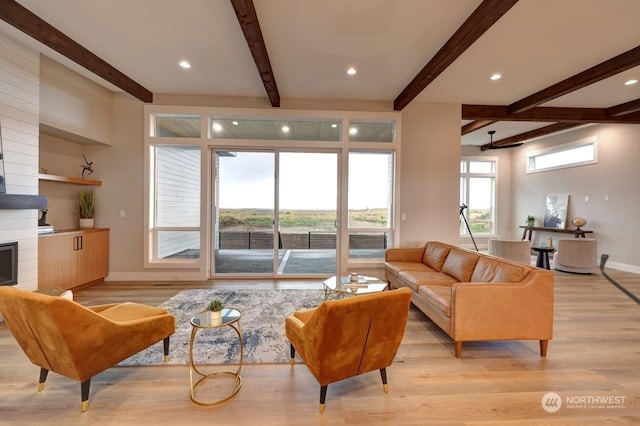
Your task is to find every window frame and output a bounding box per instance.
[460,156,498,237]
[144,105,401,277]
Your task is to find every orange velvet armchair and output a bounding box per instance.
[0,286,175,411]
[285,287,411,413]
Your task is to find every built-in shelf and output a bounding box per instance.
[38,174,102,186]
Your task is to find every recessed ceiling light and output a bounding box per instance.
[490,73,502,81]
[282,125,290,133]
[212,123,222,132]
[624,79,638,86]
[346,67,357,76]
[331,124,338,128]
[349,127,358,135]
[232,121,239,126]
[179,60,191,69]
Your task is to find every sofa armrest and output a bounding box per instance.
[449,271,554,341]
[385,246,425,262]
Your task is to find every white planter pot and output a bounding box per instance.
[209,310,222,325]
[79,218,95,229]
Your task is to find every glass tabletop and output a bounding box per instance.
[191,308,241,328]
[322,275,388,294]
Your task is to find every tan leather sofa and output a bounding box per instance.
[385,241,554,358]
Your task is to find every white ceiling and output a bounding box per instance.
[3,0,640,146]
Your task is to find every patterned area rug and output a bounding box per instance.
[119,288,324,366]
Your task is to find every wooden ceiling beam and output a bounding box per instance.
[461,120,496,135]
[479,123,583,150]
[462,104,640,123]
[607,98,640,117]
[393,0,519,111]
[508,45,640,114]
[0,0,153,102]
[230,0,280,107]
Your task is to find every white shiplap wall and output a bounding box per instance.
[0,32,40,290]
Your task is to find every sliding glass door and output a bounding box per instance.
[277,152,338,275]
[212,150,338,276]
[213,150,275,274]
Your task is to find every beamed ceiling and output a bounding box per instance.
[1,0,639,149]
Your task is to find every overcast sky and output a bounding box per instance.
[217,151,390,210]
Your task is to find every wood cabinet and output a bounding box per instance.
[38,228,109,290]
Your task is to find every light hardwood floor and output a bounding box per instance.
[1,269,639,425]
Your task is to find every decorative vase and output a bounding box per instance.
[79,218,94,229]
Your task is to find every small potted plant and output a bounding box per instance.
[207,299,224,324]
[526,215,535,227]
[79,189,95,228]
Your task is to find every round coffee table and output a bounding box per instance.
[322,275,388,300]
[189,308,243,405]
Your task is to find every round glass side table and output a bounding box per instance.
[189,308,243,405]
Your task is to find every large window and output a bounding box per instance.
[145,105,400,277]
[151,145,201,261]
[460,158,496,236]
[527,137,597,173]
[348,152,393,259]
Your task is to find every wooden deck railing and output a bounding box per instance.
[217,231,387,250]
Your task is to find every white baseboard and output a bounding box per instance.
[602,260,640,275]
[105,271,207,282]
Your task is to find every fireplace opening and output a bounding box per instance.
[0,242,18,286]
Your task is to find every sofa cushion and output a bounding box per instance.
[385,261,432,277]
[418,285,451,317]
[398,271,457,292]
[441,248,480,282]
[470,257,530,283]
[422,242,451,272]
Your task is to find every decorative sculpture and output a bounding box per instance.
[81,154,94,179]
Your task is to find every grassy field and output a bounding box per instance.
[219,208,388,232]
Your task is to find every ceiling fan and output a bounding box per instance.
[482,130,523,150]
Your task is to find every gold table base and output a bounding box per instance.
[189,319,243,405]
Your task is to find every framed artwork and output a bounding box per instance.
[543,193,569,229]
[0,118,5,193]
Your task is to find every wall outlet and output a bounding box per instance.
[119,210,126,218]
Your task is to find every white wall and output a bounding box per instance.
[40,56,113,145]
[399,103,461,247]
[512,124,640,272]
[0,33,40,291]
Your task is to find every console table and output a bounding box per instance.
[519,226,592,241]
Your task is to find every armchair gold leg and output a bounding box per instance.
[380,368,388,393]
[290,358,295,365]
[164,355,169,363]
[319,385,327,413]
[81,379,90,412]
[38,368,48,392]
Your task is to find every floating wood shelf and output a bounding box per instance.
[38,174,102,186]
